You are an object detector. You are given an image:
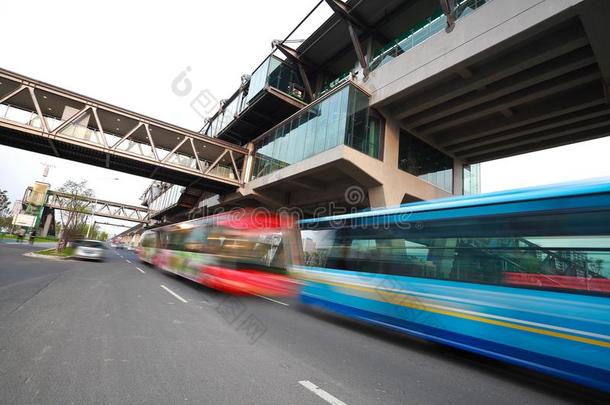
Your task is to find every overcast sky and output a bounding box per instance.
[1,0,610,235]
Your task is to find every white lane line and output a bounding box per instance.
[252,293,289,306]
[126,259,132,264]
[160,284,188,303]
[298,381,347,405]
[136,267,146,274]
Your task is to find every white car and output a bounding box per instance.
[72,239,107,261]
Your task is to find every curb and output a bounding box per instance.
[23,252,72,261]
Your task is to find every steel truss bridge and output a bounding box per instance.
[25,187,150,223]
[0,68,249,192]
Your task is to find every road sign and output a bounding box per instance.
[12,214,37,227]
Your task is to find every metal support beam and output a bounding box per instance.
[325,0,370,79]
[324,0,367,30]
[440,0,456,33]
[274,42,314,101]
[348,24,370,79]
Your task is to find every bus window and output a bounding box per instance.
[301,209,610,295]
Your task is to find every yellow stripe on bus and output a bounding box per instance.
[301,274,610,349]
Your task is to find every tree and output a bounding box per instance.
[0,189,10,214]
[56,180,94,251]
[0,189,12,231]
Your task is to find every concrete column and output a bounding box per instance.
[453,159,464,195]
[382,116,401,165]
[241,142,255,184]
[368,185,404,208]
[41,213,53,237]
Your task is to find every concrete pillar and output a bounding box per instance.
[453,159,464,195]
[41,213,53,237]
[382,116,401,165]
[368,185,404,208]
[241,142,255,183]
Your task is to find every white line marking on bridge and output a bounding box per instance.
[126,259,132,264]
[136,267,146,274]
[161,285,188,303]
[298,380,347,405]
[253,293,289,306]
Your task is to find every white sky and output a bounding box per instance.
[1,0,609,235]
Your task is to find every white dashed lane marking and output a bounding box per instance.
[298,380,348,405]
[160,285,188,303]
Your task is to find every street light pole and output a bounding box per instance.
[86,199,97,239]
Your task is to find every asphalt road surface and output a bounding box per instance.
[0,243,607,404]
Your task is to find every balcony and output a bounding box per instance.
[204,55,309,144]
[251,83,383,180]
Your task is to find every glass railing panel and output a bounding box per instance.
[245,57,271,104]
[267,60,307,102]
[370,0,493,72]
[114,138,156,159]
[1,105,36,126]
[320,70,352,96]
[463,163,481,195]
[207,163,236,179]
[46,116,62,132]
[59,123,105,146]
[166,153,197,170]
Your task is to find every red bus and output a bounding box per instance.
[137,210,300,297]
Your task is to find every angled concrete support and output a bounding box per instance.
[368,185,405,208]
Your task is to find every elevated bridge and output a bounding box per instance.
[0,68,248,192]
[25,187,150,223]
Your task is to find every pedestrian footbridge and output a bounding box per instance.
[0,68,248,192]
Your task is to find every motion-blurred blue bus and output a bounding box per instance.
[292,180,610,392]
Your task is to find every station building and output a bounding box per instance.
[141,0,609,224]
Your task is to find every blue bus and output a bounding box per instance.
[293,180,610,392]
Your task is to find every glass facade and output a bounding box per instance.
[208,92,247,138]
[206,55,307,138]
[398,130,453,193]
[463,163,481,195]
[246,56,307,104]
[251,84,383,180]
[149,184,185,214]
